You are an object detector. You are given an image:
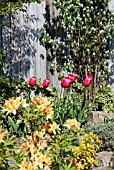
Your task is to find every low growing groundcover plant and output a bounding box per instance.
[84,120,114,152]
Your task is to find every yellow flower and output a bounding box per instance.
[73,119,80,130]
[48,122,60,134]
[44,105,54,120]
[63,118,80,129]
[44,155,52,167]
[37,140,46,150]
[3,97,28,115]
[0,129,8,143]
[34,152,45,169]
[27,162,33,170]
[42,97,50,105]
[31,97,42,105]
[39,104,45,112]
[18,158,27,170]
[63,119,75,129]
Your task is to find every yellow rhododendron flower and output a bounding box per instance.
[48,122,60,134]
[0,129,8,143]
[31,97,54,119]
[18,158,28,170]
[3,97,28,115]
[37,129,45,139]
[34,152,45,169]
[44,155,52,170]
[37,140,46,150]
[63,118,80,129]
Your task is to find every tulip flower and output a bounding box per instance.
[67,75,75,84]
[69,73,78,80]
[61,78,71,88]
[29,76,36,87]
[42,78,50,88]
[83,75,93,87]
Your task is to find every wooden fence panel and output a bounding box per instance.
[45,0,62,93]
[109,0,114,91]
[1,0,114,91]
[11,1,47,80]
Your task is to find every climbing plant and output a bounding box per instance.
[40,0,114,104]
[0,0,41,15]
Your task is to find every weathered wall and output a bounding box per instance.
[109,0,114,91]
[10,0,61,92]
[11,1,46,80]
[1,0,114,92]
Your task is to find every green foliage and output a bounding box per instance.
[0,76,21,105]
[0,94,100,170]
[15,119,100,170]
[93,86,114,113]
[52,88,89,126]
[84,120,114,152]
[40,0,114,103]
[0,128,18,169]
[0,0,41,15]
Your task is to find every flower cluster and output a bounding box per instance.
[18,121,61,170]
[61,72,78,88]
[2,97,28,115]
[19,135,52,170]
[31,97,54,120]
[17,118,100,170]
[29,74,93,90]
[63,118,80,130]
[61,73,93,88]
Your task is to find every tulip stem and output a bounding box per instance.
[28,87,31,102]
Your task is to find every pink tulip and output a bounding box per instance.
[84,75,93,87]
[61,78,71,88]
[69,73,78,80]
[29,76,36,87]
[67,75,75,83]
[42,78,50,88]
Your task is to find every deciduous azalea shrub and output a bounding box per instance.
[16,119,101,170]
[0,96,54,136]
[0,93,101,170]
[0,127,18,169]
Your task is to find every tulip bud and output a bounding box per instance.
[42,78,50,88]
[61,78,71,88]
[84,75,93,87]
[29,76,36,87]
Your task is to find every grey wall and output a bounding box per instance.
[109,0,114,91]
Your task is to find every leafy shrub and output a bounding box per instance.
[0,128,17,169]
[17,124,100,170]
[84,120,114,152]
[40,0,114,102]
[0,76,21,105]
[92,86,114,113]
